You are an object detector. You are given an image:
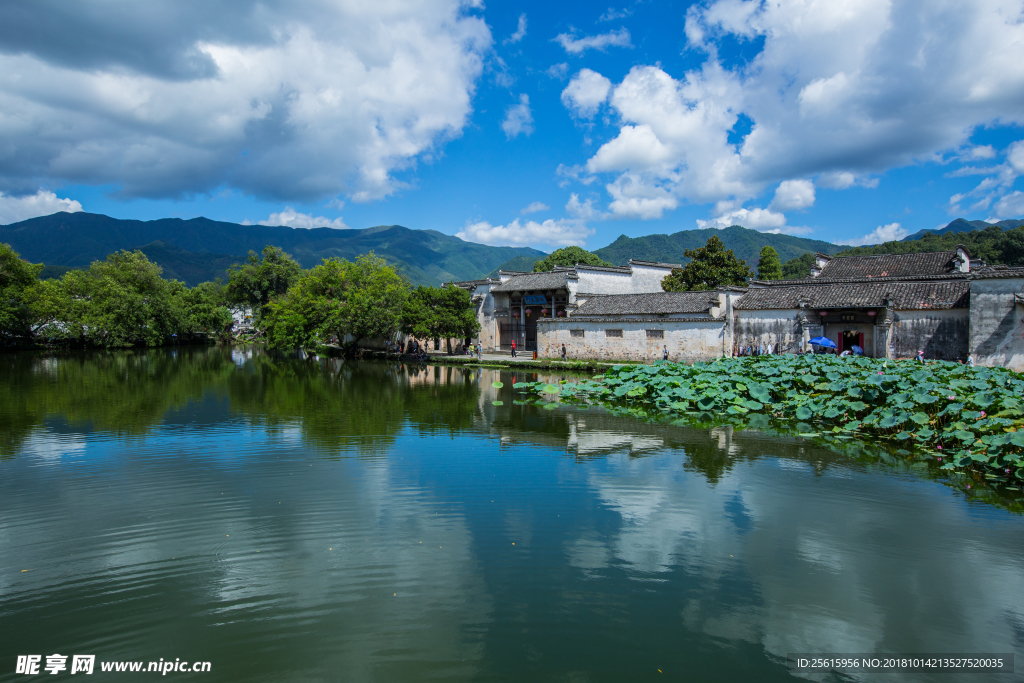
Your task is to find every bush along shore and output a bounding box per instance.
[515,355,1024,489]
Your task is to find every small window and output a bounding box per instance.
[646,329,664,339]
[570,329,585,338]
[605,329,623,338]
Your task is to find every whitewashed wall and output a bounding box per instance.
[574,264,674,295]
[626,263,676,292]
[891,309,969,361]
[574,268,639,295]
[538,319,726,362]
[969,276,1024,370]
[733,310,806,354]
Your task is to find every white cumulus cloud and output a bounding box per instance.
[456,218,593,248]
[501,94,534,139]
[566,0,1024,227]
[561,69,612,118]
[504,14,527,44]
[545,63,569,80]
[837,222,909,246]
[606,174,679,220]
[697,207,788,232]
[256,207,347,229]
[0,1,491,202]
[566,193,599,220]
[520,201,549,214]
[989,191,1024,220]
[0,190,82,225]
[769,179,815,212]
[554,28,632,55]
[599,8,632,22]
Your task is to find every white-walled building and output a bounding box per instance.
[452,260,680,353]
[453,247,1024,370]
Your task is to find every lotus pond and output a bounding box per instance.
[518,355,1024,493]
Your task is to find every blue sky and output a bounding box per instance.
[2,0,1024,251]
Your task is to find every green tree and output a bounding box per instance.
[28,251,181,347]
[0,243,43,342]
[781,252,816,279]
[225,246,303,326]
[836,224,1024,266]
[264,253,409,353]
[756,245,783,280]
[661,235,751,291]
[401,284,480,354]
[26,250,230,347]
[171,281,234,340]
[533,246,612,272]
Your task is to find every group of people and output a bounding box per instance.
[385,338,428,358]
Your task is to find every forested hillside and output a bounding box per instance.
[0,212,545,286]
[593,225,843,267]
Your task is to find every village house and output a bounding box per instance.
[452,246,1024,370]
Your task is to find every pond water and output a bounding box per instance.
[1,347,1022,682]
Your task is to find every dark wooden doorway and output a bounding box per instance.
[839,331,863,353]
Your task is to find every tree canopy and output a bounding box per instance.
[836,224,1024,265]
[27,250,232,347]
[263,253,409,351]
[533,246,612,272]
[401,284,480,353]
[661,235,751,291]
[756,245,783,280]
[0,243,43,342]
[781,252,815,279]
[225,245,303,324]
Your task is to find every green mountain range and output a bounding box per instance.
[591,225,844,267]
[903,217,1024,241]
[0,212,545,286]
[10,211,1014,287]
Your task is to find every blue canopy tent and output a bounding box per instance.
[808,336,837,349]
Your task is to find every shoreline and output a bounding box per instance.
[353,349,628,372]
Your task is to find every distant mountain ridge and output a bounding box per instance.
[903,217,1024,241]
[591,225,844,268]
[0,212,545,286]
[13,212,1011,288]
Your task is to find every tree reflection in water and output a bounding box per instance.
[2,346,1020,511]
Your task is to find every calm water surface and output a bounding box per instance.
[1,347,1022,682]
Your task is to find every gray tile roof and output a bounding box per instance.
[815,250,962,279]
[751,273,970,286]
[541,316,724,324]
[449,278,497,288]
[491,270,575,292]
[573,264,631,273]
[628,259,682,269]
[735,281,970,310]
[573,292,718,316]
[971,265,1024,278]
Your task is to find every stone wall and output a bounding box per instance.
[890,309,969,361]
[538,318,726,362]
[733,310,805,355]
[969,277,1024,371]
